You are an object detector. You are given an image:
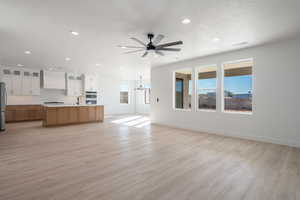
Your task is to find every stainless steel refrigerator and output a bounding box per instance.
[0,82,6,131]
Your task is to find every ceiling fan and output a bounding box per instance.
[119,33,183,57]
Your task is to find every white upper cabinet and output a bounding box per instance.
[31,71,41,95]
[11,70,22,95]
[22,71,32,95]
[1,68,13,95]
[42,70,66,90]
[22,70,40,96]
[0,67,40,96]
[66,73,83,96]
[1,68,22,96]
[84,74,98,92]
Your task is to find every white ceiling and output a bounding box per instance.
[1,0,300,80]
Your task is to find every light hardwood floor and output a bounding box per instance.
[0,115,299,200]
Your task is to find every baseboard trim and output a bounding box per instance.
[152,122,300,148]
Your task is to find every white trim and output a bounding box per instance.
[222,111,252,115]
[173,108,192,112]
[197,109,217,113]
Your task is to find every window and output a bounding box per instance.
[223,60,253,113]
[120,84,129,104]
[197,66,217,111]
[174,69,192,110]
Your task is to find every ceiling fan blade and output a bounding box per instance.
[118,45,144,49]
[130,37,147,47]
[141,51,148,57]
[157,48,181,52]
[124,49,145,54]
[156,41,183,48]
[153,34,165,45]
[155,51,165,56]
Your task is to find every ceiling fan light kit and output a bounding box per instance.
[119,33,183,58]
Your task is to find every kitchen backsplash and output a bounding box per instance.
[7,89,77,105]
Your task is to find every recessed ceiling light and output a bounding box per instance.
[96,63,101,66]
[70,31,79,36]
[212,37,221,42]
[24,50,31,54]
[182,18,191,24]
[17,64,24,67]
[65,57,71,61]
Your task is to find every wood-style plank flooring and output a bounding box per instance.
[0,115,299,200]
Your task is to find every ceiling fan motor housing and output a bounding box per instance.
[147,33,156,51]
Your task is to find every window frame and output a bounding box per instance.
[221,58,254,115]
[195,64,218,112]
[172,69,193,112]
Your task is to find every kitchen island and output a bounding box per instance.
[42,105,104,127]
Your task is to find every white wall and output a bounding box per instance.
[135,79,151,114]
[151,37,300,147]
[97,76,136,115]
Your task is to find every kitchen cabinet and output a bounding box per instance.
[6,105,43,122]
[1,68,23,96]
[2,68,13,95]
[66,73,83,96]
[31,71,41,95]
[84,74,98,92]
[42,105,104,127]
[79,106,89,122]
[1,67,40,96]
[22,70,40,96]
[11,70,22,95]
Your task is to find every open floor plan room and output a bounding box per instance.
[1,1,300,200]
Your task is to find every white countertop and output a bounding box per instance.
[43,104,103,107]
